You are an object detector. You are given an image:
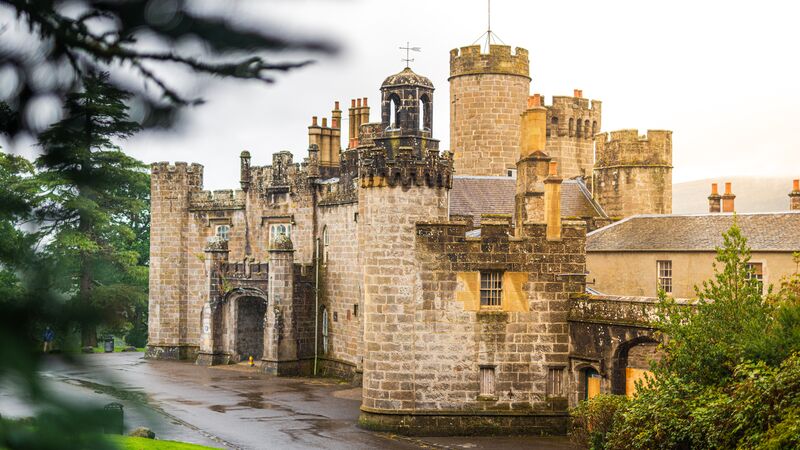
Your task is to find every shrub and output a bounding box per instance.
[569,394,628,450]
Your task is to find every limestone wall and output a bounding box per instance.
[449,45,530,177]
[587,250,796,298]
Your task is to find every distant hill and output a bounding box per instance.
[673,177,797,214]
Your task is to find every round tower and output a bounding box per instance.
[593,130,673,218]
[449,44,530,177]
[358,68,453,426]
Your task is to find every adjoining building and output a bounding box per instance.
[587,182,800,298]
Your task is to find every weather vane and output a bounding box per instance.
[399,42,421,68]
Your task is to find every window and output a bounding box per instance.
[215,225,230,241]
[747,262,764,293]
[479,366,496,397]
[322,226,329,263]
[569,118,574,137]
[480,271,503,307]
[547,367,564,397]
[269,223,291,243]
[657,260,672,294]
[506,168,517,178]
[353,304,358,317]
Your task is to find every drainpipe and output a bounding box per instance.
[314,237,320,376]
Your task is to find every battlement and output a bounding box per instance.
[358,146,453,189]
[189,189,246,211]
[151,162,204,190]
[549,95,602,112]
[449,44,529,79]
[219,260,269,281]
[595,129,672,167]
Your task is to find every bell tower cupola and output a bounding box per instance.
[375,67,438,158]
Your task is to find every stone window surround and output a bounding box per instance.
[478,364,497,401]
[656,260,672,294]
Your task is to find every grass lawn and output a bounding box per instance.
[110,436,218,450]
[91,346,146,353]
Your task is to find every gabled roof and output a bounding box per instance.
[449,176,606,225]
[587,211,800,252]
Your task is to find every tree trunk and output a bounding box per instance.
[79,207,96,348]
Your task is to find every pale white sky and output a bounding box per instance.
[7,0,800,190]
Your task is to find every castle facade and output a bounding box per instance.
[147,42,674,435]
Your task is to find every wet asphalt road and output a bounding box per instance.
[0,353,576,450]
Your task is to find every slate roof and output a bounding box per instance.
[449,176,606,225]
[587,211,800,252]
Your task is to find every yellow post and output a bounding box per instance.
[248,356,254,367]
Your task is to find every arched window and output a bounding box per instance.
[321,306,328,354]
[216,225,230,241]
[575,118,582,138]
[551,116,559,137]
[584,120,590,138]
[569,118,574,137]
[387,94,401,130]
[419,94,431,132]
[322,225,329,263]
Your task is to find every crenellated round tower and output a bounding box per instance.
[449,45,530,177]
[358,68,453,425]
[593,130,673,218]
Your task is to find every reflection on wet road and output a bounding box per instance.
[0,353,576,450]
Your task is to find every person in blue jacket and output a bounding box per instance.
[43,326,55,353]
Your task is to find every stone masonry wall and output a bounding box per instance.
[148,162,202,357]
[318,202,363,374]
[593,130,673,218]
[545,96,602,180]
[359,184,449,412]
[450,45,530,177]
[409,221,586,412]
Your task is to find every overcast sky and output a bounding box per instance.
[7,0,800,190]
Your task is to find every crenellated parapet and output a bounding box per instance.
[358,146,453,189]
[595,129,672,168]
[449,45,530,79]
[189,189,246,211]
[151,162,204,190]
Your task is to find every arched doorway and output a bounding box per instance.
[612,336,661,397]
[233,296,267,362]
[580,367,601,401]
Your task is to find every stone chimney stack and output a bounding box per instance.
[722,182,736,213]
[514,96,550,234]
[544,161,563,241]
[790,179,800,211]
[708,183,721,213]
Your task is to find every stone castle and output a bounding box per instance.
[147,42,674,435]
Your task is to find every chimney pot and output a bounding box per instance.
[322,117,328,127]
[334,101,340,110]
[351,99,356,108]
[312,116,318,126]
[574,89,583,98]
[711,183,718,195]
[794,179,800,191]
[357,98,362,108]
[548,161,558,176]
[363,97,368,107]
[724,182,732,195]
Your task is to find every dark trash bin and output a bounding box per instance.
[103,402,124,435]
[103,336,114,353]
